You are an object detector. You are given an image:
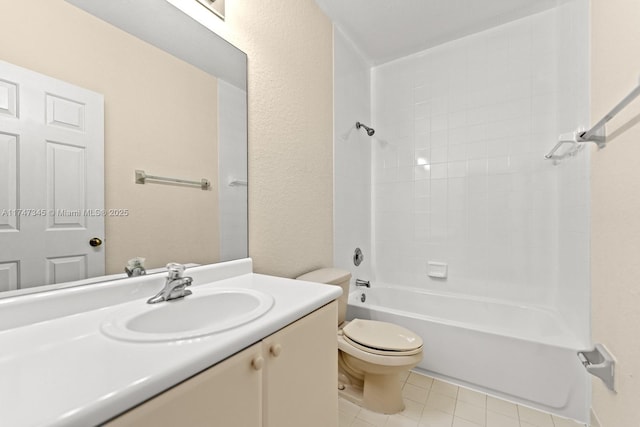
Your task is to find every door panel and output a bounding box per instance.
[0,60,104,289]
[46,141,86,229]
[45,94,86,131]
[0,132,18,231]
[46,255,87,285]
[0,261,18,292]
[0,79,17,117]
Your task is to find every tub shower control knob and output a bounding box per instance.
[353,248,364,266]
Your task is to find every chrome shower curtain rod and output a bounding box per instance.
[579,77,640,144]
[545,76,640,160]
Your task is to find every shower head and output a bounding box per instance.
[356,122,375,136]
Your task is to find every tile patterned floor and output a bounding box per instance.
[338,371,587,427]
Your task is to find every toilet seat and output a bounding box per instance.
[342,335,423,356]
[338,334,423,368]
[341,319,423,356]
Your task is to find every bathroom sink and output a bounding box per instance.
[101,288,274,342]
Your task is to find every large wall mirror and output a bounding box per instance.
[0,0,248,297]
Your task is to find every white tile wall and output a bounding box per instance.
[369,3,590,320]
[334,28,373,282]
[332,2,590,345]
[554,0,591,346]
[218,81,248,261]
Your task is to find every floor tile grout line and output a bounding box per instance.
[484,390,488,427]
[342,371,585,427]
[450,386,459,427]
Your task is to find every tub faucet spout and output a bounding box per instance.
[355,279,370,288]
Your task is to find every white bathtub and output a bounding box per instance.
[347,286,590,423]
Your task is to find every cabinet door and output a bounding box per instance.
[262,302,338,427]
[106,343,263,427]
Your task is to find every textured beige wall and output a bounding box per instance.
[0,0,220,274]
[591,1,640,425]
[192,0,334,277]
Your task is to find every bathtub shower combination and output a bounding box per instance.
[334,0,593,423]
[348,287,589,421]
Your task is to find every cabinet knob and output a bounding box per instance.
[270,344,282,357]
[251,356,264,371]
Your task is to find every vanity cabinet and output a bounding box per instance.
[106,301,338,427]
[106,343,262,427]
[262,301,338,427]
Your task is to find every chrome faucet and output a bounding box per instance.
[355,279,370,288]
[147,263,193,304]
[125,265,146,277]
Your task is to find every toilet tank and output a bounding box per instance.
[296,268,351,325]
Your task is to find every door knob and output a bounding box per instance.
[89,237,103,247]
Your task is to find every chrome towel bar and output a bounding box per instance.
[135,170,211,190]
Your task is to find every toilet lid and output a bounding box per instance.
[342,319,423,352]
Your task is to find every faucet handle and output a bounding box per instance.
[166,263,185,278]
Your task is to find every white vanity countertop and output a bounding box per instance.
[0,259,342,427]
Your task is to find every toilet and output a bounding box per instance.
[296,268,423,414]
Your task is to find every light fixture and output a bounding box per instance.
[195,0,225,20]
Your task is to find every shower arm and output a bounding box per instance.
[355,122,375,136]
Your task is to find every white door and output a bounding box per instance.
[0,60,104,291]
